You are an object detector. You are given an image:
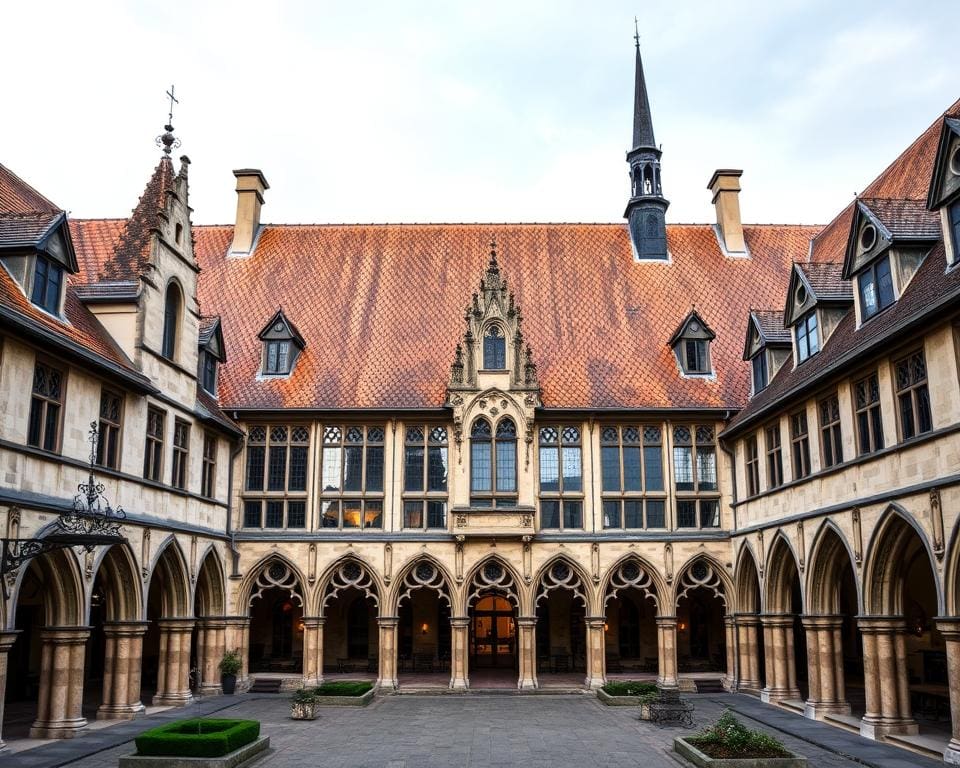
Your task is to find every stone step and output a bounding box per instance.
[886,731,950,761]
[248,678,283,693]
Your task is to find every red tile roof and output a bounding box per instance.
[178,222,818,410]
[797,262,851,302]
[0,164,60,214]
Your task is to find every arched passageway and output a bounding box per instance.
[193,550,228,695]
[320,561,378,681]
[466,559,521,689]
[534,560,588,688]
[143,542,193,706]
[675,558,730,690]
[761,537,806,703]
[247,560,305,676]
[396,560,452,688]
[603,559,661,682]
[734,549,765,693]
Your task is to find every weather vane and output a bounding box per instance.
[166,84,179,125]
[156,84,182,156]
[634,16,640,47]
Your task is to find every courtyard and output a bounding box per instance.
[2,692,940,768]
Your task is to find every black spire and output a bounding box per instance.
[631,35,656,150]
[624,31,669,261]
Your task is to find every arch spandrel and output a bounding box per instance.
[235,552,308,615]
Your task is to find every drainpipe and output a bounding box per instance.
[719,410,738,531]
[227,418,244,577]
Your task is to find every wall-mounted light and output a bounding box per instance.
[678,621,687,631]
[420,622,429,635]
[297,621,305,633]
[603,623,609,632]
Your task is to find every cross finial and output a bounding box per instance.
[166,84,179,125]
[634,16,640,48]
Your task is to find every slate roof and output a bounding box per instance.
[750,310,791,345]
[796,262,852,301]
[858,197,941,241]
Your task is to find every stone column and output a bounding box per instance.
[735,614,762,691]
[377,616,399,690]
[722,616,737,691]
[858,616,917,739]
[936,618,960,765]
[802,615,850,719]
[222,617,250,691]
[97,621,149,719]
[449,616,470,690]
[584,617,606,689]
[302,617,325,686]
[516,617,538,690]
[760,614,800,703]
[197,618,228,696]
[30,626,90,739]
[656,616,678,689]
[153,618,195,707]
[0,630,21,750]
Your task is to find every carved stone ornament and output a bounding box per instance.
[677,559,727,609]
[398,560,450,607]
[250,559,303,607]
[468,558,518,607]
[852,507,862,566]
[322,559,379,612]
[536,559,587,608]
[931,488,945,560]
[605,559,659,611]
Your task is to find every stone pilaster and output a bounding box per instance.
[449,617,470,690]
[97,621,149,719]
[30,626,90,739]
[722,616,737,691]
[655,615,678,689]
[516,617,538,690]
[152,618,195,707]
[857,616,917,739]
[223,617,250,691]
[584,617,606,689]
[0,630,21,750]
[196,618,228,696]
[734,614,762,692]
[760,613,801,703]
[302,617,325,686]
[937,618,960,765]
[377,616,399,690]
[801,615,850,719]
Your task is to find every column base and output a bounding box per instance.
[656,678,679,690]
[96,702,145,720]
[761,687,801,704]
[301,676,324,688]
[377,677,398,691]
[583,675,605,690]
[736,678,762,694]
[859,715,919,740]
[944,738,960,765]
[30,717,88,739]
[449,677,469,690]
[152,691,194,707]
[803,700,851,720]
[197,683,223,697]
[517,678,538,690]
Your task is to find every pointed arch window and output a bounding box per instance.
[470,417,517,507]
[162,282,182,360]
[482,325,506,370]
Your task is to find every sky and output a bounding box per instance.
[4,1,959,227]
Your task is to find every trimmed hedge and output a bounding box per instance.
[314,681,374,697]
[135,719,260,758]
[601,681,658,697]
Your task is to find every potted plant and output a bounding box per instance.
[219,649,242,695]
[290,687,321,720]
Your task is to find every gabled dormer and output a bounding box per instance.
[843,198,939,325]
[0,164,78,317]
[668,309,715,377]
[741,310,790,396]
[783,262,852,365]
[926,116,960,266]
[258,309,304,377]
[198,315,226,395]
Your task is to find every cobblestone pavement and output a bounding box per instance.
[46,694,928,768]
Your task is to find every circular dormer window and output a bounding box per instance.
[860,223,877,252]
[273,322,284,332]
[795,284,807,305]
[950,145,960,176]
[689,321,701,332]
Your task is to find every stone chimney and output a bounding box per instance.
[229,169,269,256]
[707,169,746,255]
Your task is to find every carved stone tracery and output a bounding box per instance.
[467,559,519,608]
[322,560,379,612]
[677,559,727,609]
[605,559,659,610]
[535,559,587,608]
[250,560,303,607]
[397,560,451,608]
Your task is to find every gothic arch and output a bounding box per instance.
[194,546,226,617]
[318,555,383,617]
[89,543,142,623]
[734,542,762,614]
[10,546,84,627]
[238,554,307,613]
[462,555,524,614]
[390,554,454,611]
[945,512,960,616]
[599,553,666,613]
[763,532,804,614]
[145,536,192,618]
[863,505,942,615]
[806,519,861,614]
[533,555,592,611]
[673,553,732,613]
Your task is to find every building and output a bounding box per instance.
[0,41,959,764]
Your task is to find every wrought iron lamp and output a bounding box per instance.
[1,422,127,597]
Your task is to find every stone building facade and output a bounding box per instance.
[1,43,959,764]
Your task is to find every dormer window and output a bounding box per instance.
[752,353,768,393]
[201,351,218,393]
[669,310,715,377]
[31,255,63,314]
[258,309,305,378]
[161,282,182,360]
[482,325,506,370]
[265,339,290,375]
[796,311,819,362]
[949,199,960,264]
[858,254,894,320]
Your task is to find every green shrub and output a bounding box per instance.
[135,719,260,757]
[687,710,791,759]
[314,681,374,697]
[292,686,321,704]
[218,649,242,676]
[601,681,658,697]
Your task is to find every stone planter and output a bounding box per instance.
[639,702,653,721]
[674,737,807,768]
[312,688,375,707]
[120,736,270,768]
[596,689,643,707]
[221,675,237,695]
[290,701,319,720]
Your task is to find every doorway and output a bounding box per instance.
[470,595,516,669]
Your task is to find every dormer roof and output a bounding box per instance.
[783,262,851,326]
[257,308,305,348]
[668,308,715,347]
[842,198,940,279]
[927,116,960,210]
[741,309,789,360]
[199,315,226,362]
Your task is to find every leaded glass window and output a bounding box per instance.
[673,424,720,528]
[403,425,449,529]
[600,425,666,529]
[319,425,385,529]
[895,350,932,439]
[538,425,583,530]
[242,424,310,529]
[470,417,517,507]
[28,361,64,453]
[483,325,506,369]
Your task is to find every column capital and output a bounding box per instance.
[759,613,795,628]
[516,617,537,627]
[302,616,325,629]
[935,617,960,638]
[0,629,22,651]
[450,617,471,628]
[801,614,844,630]
[733,613,761,626]
[655,616,678,628]
[857,615,907,633]
[377,616,399,627]
[157,617,197,631]
[585,617,607,628]
[40,625,91,643]
[102,621,150,637]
